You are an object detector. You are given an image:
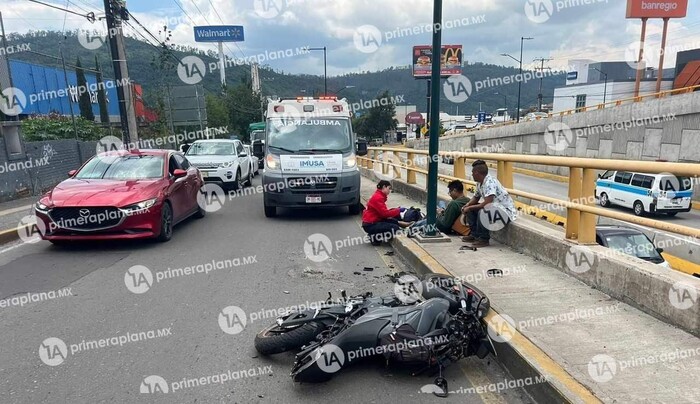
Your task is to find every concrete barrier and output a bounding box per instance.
[361,167,700,337]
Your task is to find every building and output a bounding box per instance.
[553,60,675,112]
[8,60,156,123]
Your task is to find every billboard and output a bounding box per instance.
[626,0,687,18]
[412,45,463,79]
[194,25,244,42]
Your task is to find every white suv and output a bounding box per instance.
[185,139,252,190]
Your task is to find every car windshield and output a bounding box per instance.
[75,155,164,180]
[251,131,265,142]
[605,234,662,261]
[186,142,236,156]
[267,118,352,153]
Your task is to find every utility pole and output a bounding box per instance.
[102,0,138,147]
[534,57,552,112]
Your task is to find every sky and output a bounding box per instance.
[4,0,700,77]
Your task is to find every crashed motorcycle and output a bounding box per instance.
[254,274,494,397]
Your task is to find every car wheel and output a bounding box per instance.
[246,170,253,187]
[232,170,241,191]
[599,192,610,208]
[264,203,277,218]
[633,200,645,217]
[157,202,174,242]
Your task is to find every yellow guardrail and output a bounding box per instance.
[358,147,700,245]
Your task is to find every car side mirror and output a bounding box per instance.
[238,152,248,158]
[356,139,368,156]
[68,170,77,177]
[598,174,602,179]
[180,143,191,153]
[656,247,664,254]
[173,169,187,178]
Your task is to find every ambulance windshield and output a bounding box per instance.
[267,118,352,153]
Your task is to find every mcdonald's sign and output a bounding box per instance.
[412,45,463,79]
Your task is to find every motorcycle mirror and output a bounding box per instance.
[326,292,332,303]
[433,377,449,398]
[341,290,347,300]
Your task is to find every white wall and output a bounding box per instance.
[553,81,673,113]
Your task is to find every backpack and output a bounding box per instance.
[403,207,424,222]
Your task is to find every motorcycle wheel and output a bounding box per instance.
[254,322,323,355]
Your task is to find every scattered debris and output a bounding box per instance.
[384,251,395,256]
[353,271,362,275]
[486,269,503,277]
[460,246,477,251]
[363,267,374,271]
[283,291,290,294]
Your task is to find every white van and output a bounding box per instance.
[595,171,694,217]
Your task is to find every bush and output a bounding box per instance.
[21,113,106,142]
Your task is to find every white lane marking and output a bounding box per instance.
[0,204,33,217]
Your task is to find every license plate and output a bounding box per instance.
[671,199,681,205]
[306,195,322,204]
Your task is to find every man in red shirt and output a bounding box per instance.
[362,180,413,246]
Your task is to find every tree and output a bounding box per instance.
[224,81,263,143]
[94,55,110,125]
[352,90,398,140]
[205,93,230,132]
[75,57,94,122]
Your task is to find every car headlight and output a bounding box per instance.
[343,155,357,169]
[120,198,158,215]
[219,161,236,169]
[35,201,49,212]
[266,154,281,171]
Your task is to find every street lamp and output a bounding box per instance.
[308,46,327,95]
[331,85,355,96]
[592,67,608,105]
[501,36,532,123]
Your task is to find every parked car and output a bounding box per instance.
[244,145,259,176]
[184,139,253,190]
[34,149,205,244]
[524,112,549,121]
[596,225,670,267]
[596,170,693,216]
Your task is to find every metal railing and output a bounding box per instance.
[358,147,700,244]
[441,83,700,136]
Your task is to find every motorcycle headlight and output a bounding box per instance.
[120,198,158,215]
[219,161,236,169]
[343,155,357,169]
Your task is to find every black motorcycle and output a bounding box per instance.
[254,274,494,397]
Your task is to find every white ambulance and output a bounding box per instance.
[260,97,368,217]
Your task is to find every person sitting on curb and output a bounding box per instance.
[362,180,413,246]
[409,180,470,235]
[461,160,517,247]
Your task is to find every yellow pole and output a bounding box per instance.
[407,152,417,184]
[566,167,582,240]
[454,156,466,179]
[502,161,514,189]
[497,161,505,185]
[579,168,597,244]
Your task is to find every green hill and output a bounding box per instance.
[5,31,565,115]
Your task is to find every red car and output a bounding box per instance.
[34,149,206,244]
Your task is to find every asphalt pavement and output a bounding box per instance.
[0,176,533,403]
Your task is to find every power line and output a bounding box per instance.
[27,0,95,20]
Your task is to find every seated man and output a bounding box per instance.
[411,180,470,235]
[362,180,412,246]
[461,160,517,247]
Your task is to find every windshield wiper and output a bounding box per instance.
[268,145,298,154]
[297,148,344,153]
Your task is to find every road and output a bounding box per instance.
[0,176,532,404]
